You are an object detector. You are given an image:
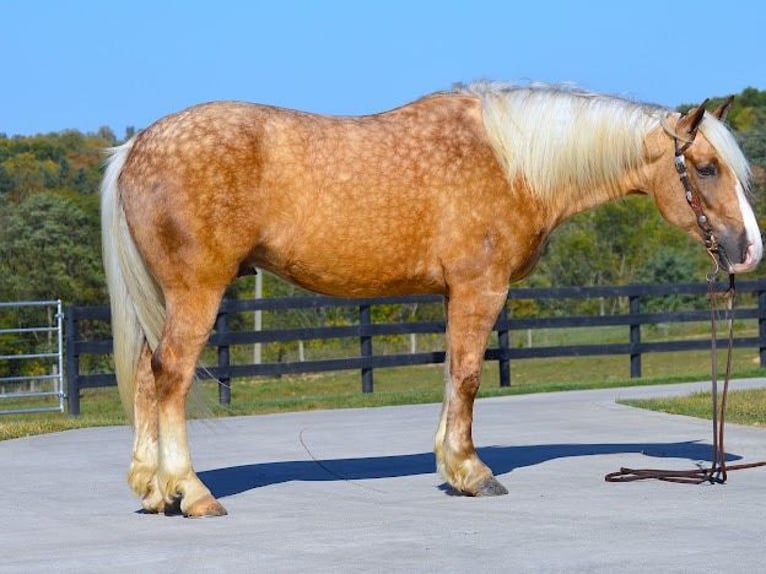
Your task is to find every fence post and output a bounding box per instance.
[359,304,373,393]
[629,294,641,378]
[65,306,81,416]
[216,312,231,405]
[759,288,766,369]
[497,303,511,387]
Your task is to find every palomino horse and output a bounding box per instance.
[101,82,762,517]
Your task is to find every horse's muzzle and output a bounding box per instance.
[728,242,761,274]
[719,230,762,274]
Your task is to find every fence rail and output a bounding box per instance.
[64,280,766,415]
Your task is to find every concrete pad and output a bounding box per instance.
[2,379,766,573]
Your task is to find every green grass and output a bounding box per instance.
[3,346,766,441]
[621,388,766,426]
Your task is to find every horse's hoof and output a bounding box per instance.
[140,487,167,514]
[184,495,228,518]
[474,476,509,496]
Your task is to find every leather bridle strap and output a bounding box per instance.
[605,273,727,484]
[673,138,719,257]
[605,272,766,484]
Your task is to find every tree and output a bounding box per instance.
[0,191,105,305]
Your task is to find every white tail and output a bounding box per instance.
[100,140,166,422]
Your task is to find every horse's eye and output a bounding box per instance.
[695,163,718,177]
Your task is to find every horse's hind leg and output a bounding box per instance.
[152,287,227,517]
[127,341,164,512]
[434,287,508,496]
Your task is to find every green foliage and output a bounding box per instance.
[520,195,714,316]
[0,128,109,307]
[0,88,764,420]
[0,129,111,203]
[0,86,764,316]
[0,191,104,304]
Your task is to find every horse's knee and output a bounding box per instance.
[455,370,481,398]
[450,352,483,394]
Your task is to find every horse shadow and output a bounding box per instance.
[197,441,740,499]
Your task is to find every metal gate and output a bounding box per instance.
[0,300,65,415]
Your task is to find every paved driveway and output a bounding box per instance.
[2,379,766,573]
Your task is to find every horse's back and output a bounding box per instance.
[117,94,517,296]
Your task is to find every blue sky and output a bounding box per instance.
[2,0,764,137]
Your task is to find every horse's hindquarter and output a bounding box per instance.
[120,94,539,297]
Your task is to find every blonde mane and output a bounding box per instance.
[459,82,668,202]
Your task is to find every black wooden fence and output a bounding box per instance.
[65,280,766,415]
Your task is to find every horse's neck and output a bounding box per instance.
[544,175,641,228]
[501,125,664,231]
[545,127,668,227]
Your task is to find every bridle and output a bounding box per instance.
[674,138,721,267]
[605,135,766,484]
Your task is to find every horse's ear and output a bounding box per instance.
[712,95,734,121]
[677,99,709,143]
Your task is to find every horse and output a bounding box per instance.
[101,82,762,517]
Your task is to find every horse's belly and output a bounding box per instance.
[254,232,446,297]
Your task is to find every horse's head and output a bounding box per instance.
[647,99,762,274]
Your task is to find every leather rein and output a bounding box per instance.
[605,137,766,484]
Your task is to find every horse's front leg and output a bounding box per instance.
[435,288,508,496]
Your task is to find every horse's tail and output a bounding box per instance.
[101,140,165,423]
